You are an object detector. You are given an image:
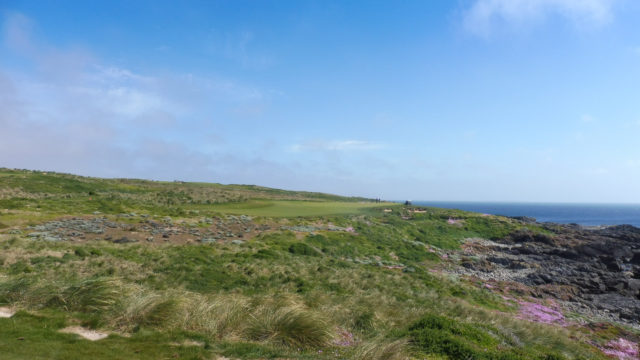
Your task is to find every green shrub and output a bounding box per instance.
[288,242,321,256]
[408,313,498,359]
[253,248,279,259]
[74,248,90,258]
[8,261,33,274]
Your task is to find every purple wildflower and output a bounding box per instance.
[601,338,639,360]
[333,328,356,347]
[517,301,566,326]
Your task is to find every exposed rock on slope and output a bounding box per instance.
[452,223,640,327]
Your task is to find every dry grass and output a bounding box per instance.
[350,338,409,360]
[244,295,333,348]
[178,294,249,339]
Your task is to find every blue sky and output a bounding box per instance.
[1,0,640,202]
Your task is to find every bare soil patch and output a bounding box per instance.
[0,306,15,318]
[59,326,109,341]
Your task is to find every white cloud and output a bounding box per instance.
[291,140,383,152]
[0,12,277,183]
[2,11,34,54]
[464,0,616,35]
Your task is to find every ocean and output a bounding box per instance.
[411,202,640,227]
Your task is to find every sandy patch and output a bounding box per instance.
[171,340,205,347]
[0,307,15,318]
[59,326,109,341]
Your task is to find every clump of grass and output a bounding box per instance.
[350,338,409,360]
[247,302,333,348]
[407,313,499,359]
[0,276,35,304]
[54,277,121,313]
[112,291,180,330]
[179,294,249,339]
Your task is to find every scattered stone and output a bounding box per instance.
[231,240,245,245]
[113,236,138,244]
[43,236,63,242]
[28,232,47,237]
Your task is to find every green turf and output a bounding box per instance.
[208,200,395,217]
[0,312,209,360]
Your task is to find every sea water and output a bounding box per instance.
[412,202,640,227]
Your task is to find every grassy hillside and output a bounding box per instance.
[0,169,626,359]
[0,168,378,227]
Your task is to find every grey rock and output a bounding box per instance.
[114,236,138,244]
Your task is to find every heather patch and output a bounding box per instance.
[517,300,566,326]
[601,338,639,360]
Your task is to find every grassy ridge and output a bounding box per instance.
[0,169,616,359]
[0,168,376,225]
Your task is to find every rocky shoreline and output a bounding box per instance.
[448,220,640,329]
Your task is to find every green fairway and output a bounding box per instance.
[209,200,396,217]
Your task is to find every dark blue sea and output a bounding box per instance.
[412,202,640,227]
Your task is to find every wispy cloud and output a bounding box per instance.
[291,140,383,152]
[463,0,617,36]
[0,12,272,181]
[3,11,34,53]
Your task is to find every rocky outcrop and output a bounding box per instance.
[453,223,640,327]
